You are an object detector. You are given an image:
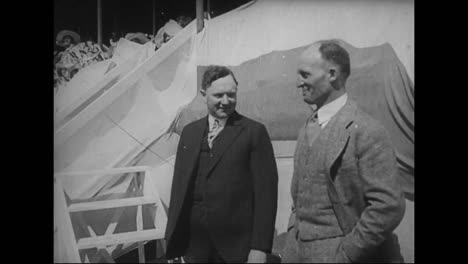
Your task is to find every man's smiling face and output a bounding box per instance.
[201,74,238,119]
[296,44,334,108]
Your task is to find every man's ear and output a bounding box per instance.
[328,66,339,83]
[200,89,207,103]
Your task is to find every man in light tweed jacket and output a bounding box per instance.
[282,40,406,263]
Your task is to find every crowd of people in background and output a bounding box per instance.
[54,15,193,93]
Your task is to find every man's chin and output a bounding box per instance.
[215,110,232,119]
[303,98,316,105]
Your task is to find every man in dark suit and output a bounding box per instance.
[282,40,406,263]
[165,65,278,263]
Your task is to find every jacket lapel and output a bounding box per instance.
[203,111,246,178]
[166,116,206,242]
[180,116,207,187]
[324,99,357,173]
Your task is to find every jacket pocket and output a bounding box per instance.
[335,241,352,263]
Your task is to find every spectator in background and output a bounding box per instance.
[154,16,192,50]
[54,32,109,92]
[56,30,81,51]
[55,30,81,65]
[103,32,122,58]
[54,30,81,91]
[176,15,193,27]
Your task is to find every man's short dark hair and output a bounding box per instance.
[318,40,351,80]
[176,15,193,28]
[201,65,238,91]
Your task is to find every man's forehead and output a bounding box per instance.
[300,44,322,62]
[210,74,237,87]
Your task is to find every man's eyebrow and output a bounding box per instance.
[213,92,235,95]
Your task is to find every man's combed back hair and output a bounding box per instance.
[318,40,351,80]
[201,65,238,91]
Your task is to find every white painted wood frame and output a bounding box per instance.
[54,166,168,263]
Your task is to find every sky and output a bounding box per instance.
[54,0,251,45]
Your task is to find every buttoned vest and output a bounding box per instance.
[293,123,344,241]
[190,123,213,202]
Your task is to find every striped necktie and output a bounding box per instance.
[208,119,222,149]
[306,112,320,147]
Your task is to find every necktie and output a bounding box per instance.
[208,119,222,149]
[306,112,321,147]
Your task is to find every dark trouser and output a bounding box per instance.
[184,202,225,263]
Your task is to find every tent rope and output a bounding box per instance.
[104,113,175,168]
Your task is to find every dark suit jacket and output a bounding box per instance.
[288,99,406,262]
[165,111,278,262]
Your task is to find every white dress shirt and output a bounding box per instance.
[208,114,227,130]
[317,93,348,129]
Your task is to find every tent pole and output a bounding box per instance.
[97,0,103,46]
[152,0,156,36]
[196,0,204,33]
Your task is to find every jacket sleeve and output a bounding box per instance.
[249,124,279,253]
[340,124,406,262]
[164,128,186,240]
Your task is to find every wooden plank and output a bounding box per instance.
[54,166,148,202]
[78,229,165,249]
[88,225,111,260]
[137,205,145,263]
[54,22,195,148]
[54,166,150,178]
[54,180,82,262]
[69,196,157,212]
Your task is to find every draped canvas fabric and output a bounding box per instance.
[54,24,197,199]
[54,38,153,120]
[196,0,414,82]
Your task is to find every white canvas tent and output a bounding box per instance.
[54,0,414,262]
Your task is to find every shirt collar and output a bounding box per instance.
[317,93,348,126]
[208,114,227,128]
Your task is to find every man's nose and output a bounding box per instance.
[221,95,229,104]
[296,78,304,88]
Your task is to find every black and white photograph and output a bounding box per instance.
[54,0,414,262]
